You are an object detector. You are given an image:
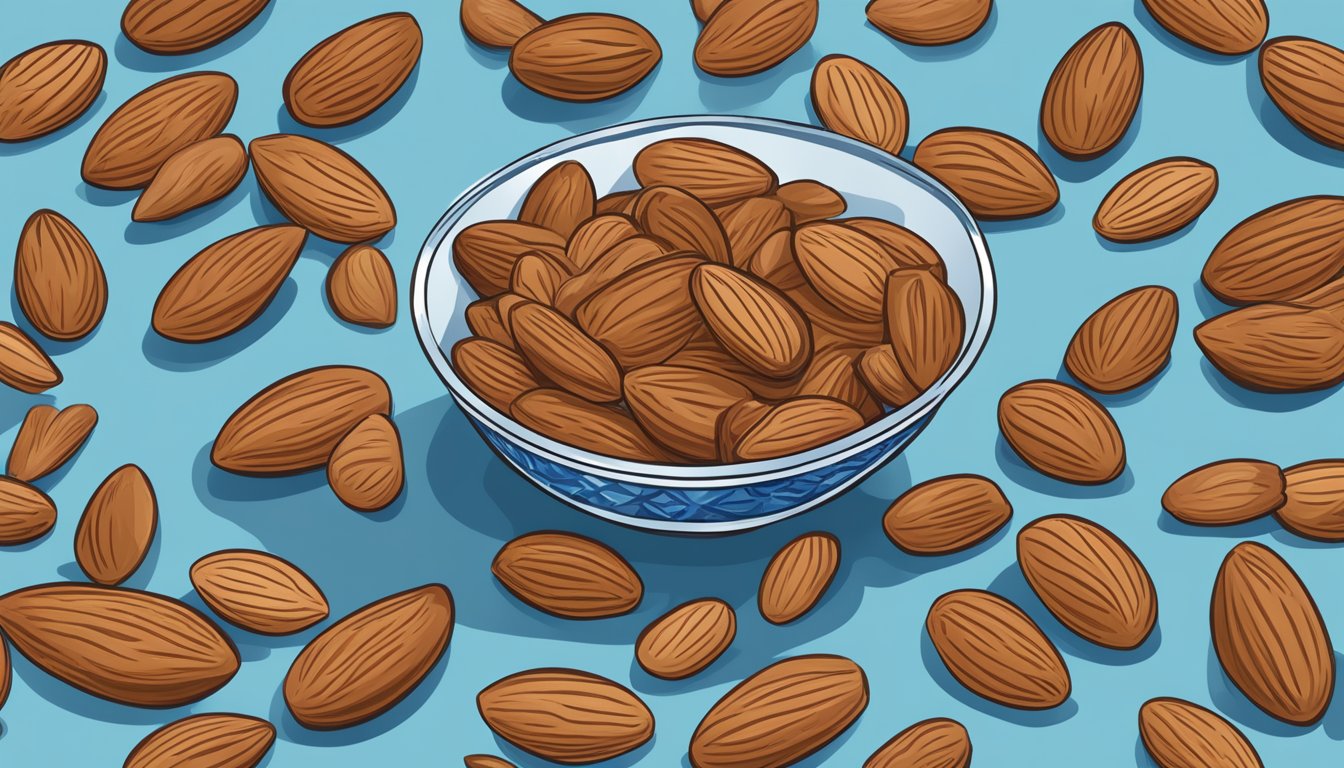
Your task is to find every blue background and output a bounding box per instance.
[2,0,1343,765]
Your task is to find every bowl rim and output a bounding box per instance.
[411,114,995,487]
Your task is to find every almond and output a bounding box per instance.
[153,225,306,343]
[844,218,947,279]
[794,222,900,322]
[464,757,517,768]
[492,531,643,618]
[0,477,57,545]
[285,584,454,730]
[327,244,397,328]
[577,254,702,368]
[811,54,908,154]
[1211,542,1333,725]
[1259,37,1344,150]
[566,213,641,270]
[1041,22,1143,159]
[695,0,818,77]
[452,338,543,414]
[454,220,568,297]
[7,403,96,484]
[83,72,237,189]
[1018,515,1157,649]
[634,186,731,264]
[1276,460,1344,542]
[595,189,638,215]
[518,161,596,238]
[212,366,392,475]
[914,127,1059,219]
[74,465,156,586]
[0,323,60,393]
[1202,196,1344,305]
[793,348,882,421]
[866,0,992,45]
[736,397,865,461]
[250,134,396,243]
[328,414,404,512]
[718,197,792,267]
[465,298,515,348]
[927,590,1070,709]
[636,598,736,680]
[1139,697,1262,768]
[190,549,329,635]
[759,532,839,624]
[859,344,921,407]
[0,40,105,142]
[124,713,275,768]
[669,334,801,401]
[461,0,544,48]
[478,668,654,763]
[634,139,777,206]
[510,14,661,102]
[691,0,727,24]
[774,180,846,223]
[1141,0,1268,55]
[1195,303,1344,392]
[884,474,1011,555]
[284,13,422,128]
[692,264,812,378]
[864,717,971,768]
[886,270,963,391]
[511,302,622,402]
[998,380,1126,484]
[554,236,669,314]
[690,655,867,768]
[1291,276,1344,310]
[0,637,7,711]
[1162,459,1285,526]
[509,253,566,304]
[133,135,248,222]
[623,366,750,460]
[15,209,107,341]
[513,389,671,459]
[0,583,239,707]
[1094,158,1218,242]
[121,0,272,54]
[716,399,771,462]
[748,231,807,291]
[1065,285,1178,393]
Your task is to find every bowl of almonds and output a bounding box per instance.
[412,115,994,532]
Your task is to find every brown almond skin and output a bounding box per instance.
[759,532,840,624]
[624,366,750,460]
[1202,196,1344,305]
[718,197,792,268]
[83,72,237,189]
[636,598,736,680]
[1259,37,1344,150]
[190,549,329,635]
[1194,303,1344,392]
[1141,0,1268,56]
[576,254,703,369]
[454,220,568,297]
[212,366,392,476]
[671,335,802,401]
[1094,158,1218,243]
[774,180,847,223]
[1139,697,1263,768]
[250,134,396,244]
[690,655,868,768]
[716,399,772,462]
[7,403,96,483]
[461,0,543,48]
[284,13,422,128]
[328,414,404,512]
[0,583,239,707]
[1041,23,1144,159]
[512,389,672,462]
[998,380,1126,484]
[735,397,866,461]
[567,213,642,270]
[554,237,670,314]
[327,244,397,328]
[464,756,518,768]
[693,264,812,379]
[285,584,453,730]
[859,344,922,408]
[0,635,7,711]
[634,138,777,206]
[519,161,596,238]
[74,465,157,586]
[0,40,106,142]
[695,0,818,77]
[914,127,1059,219]
[884,475,1011,555]
[1162,459,1285,526]
[866,0,992,46]
[15,209,108,341]
[1211,542,1334,726]
[133,135,249,222]
[844,218,947,279]
[1276,460,1344,542]
[154,225,306,343]
[478,668,654,764]
[864,717,971,768]
[635,186,732,265]
[793,222,900,322]
[512,253,567,305]
[691,0,727,24]
[1065,285,1178,393]
[465,298,516,348]
[492,531,643,618]
[452,337,543,413]
[1018,515,1157,649]
[122,0,272,55]
[0,477,57,545]
[811,54,908,154]
[510,14,661,102]
[124,713,276,768]
[887,270,964,391]
[793,348,882,422]
[0,322,61,393]
[511,302,622,403]
[926,589,1071,709]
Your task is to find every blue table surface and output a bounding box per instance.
[2,0,1343,765]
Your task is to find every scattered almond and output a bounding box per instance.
[885,475,1011,555]
[461,0,544,48]
[492,531,643,618]
[1276,460,1344,542]
[7,404,96,484]
[695,0,818,77]
[1202,196,1344,305]
[15,209,107,341]
[864,717,972,768]
[0,40,105,142]
[250,133,396,243]
[1259,37,1344,150]
[74,465,156,586]
[327,244,397,328]
[1094,158,1218,242]
[866,0,993,45]
[1064,286,1178,393]
[328,413,404,512]
[284,12,422,128]
[0,477,57,545]
[636,598,736,680]
[464,756,517,768]
[1195,303,1344,392]
[124,713,275,768]
[0,322,62,393]
[914,128,1059,219]
[1141,0,1268,55]
[121,0,272,54]
[811,54,908,154]
[1162,459,1285,526]
[191,549,329,635]
[633,139,777,206]
[759,532,840,624]
[1139,697,1263,768]
[510,14,661,102]
[1041,23,1144,159]
[133,135,248,222]
[999,380,1126,484]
